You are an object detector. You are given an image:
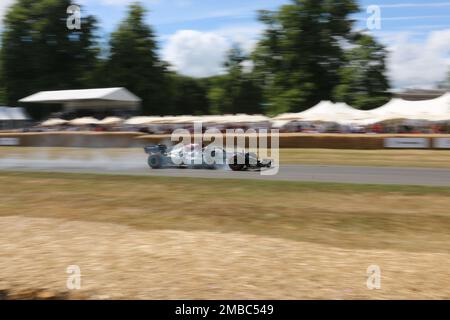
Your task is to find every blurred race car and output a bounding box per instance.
[144,143,272,171]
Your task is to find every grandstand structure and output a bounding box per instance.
[19,87,141,119]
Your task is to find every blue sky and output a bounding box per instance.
[79,0,286,35]
[1,0,450,88]
[80,0,450,41]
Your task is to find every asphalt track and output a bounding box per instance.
[1,157,449,186]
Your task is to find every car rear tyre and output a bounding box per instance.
[148,154,162,169]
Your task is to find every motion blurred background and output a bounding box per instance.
[0,0,449,124]
[0,0,449,300]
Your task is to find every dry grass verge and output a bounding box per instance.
[279,148,450,168]
[0,216,448,299]
[1,172,449,253]
[0,172,449,299]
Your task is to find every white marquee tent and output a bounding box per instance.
[209,114,270,124]
[41,118,68,127]
[69,117,100,126]
[273,93,450,126]
[19,87,141,111]
[98,117,123,125]
[30,92,450,130]
[274,101,373,125]
[124,114,270,126]
[369,92,450,122]
[124,116,163,125]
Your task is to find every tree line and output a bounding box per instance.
[0,0,393,120]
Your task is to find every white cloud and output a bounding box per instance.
[386,29,450,88]
[214,24,263,53]
[163,25,450,87]
[163,30,231,77]
[162,25,262,78]
[0,0,15,26]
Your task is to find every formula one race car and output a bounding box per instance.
[144,144,272,171]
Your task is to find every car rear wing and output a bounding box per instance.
[144,144,168,154]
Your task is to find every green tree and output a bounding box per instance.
[101,2,169,115]
[0,52,6,105]
[1,0,98,118]
[333,34,391,110]
[207,45,263,114]
[253,0,359,114]
[167,74,209,115]
[204,81,224,115]
[437,69,450,89]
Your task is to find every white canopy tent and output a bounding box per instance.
[98,117,123,125]
[369,92,450,122]
[19,87,141,111]
[272,113,298,121]
[273,101,373,125]
[169,116,202,124]
[124,114,270,126]
[151,114,270,125]
[272,93,450,126]
[41,118,68,127]
[124,116,163,125]
[220,114,270,124]
[271,119,293,128]
[152,115,201,124]
[192,114,270,125]
[194,115,227,124]
[69,117,100,126]
[299,101,369,123]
